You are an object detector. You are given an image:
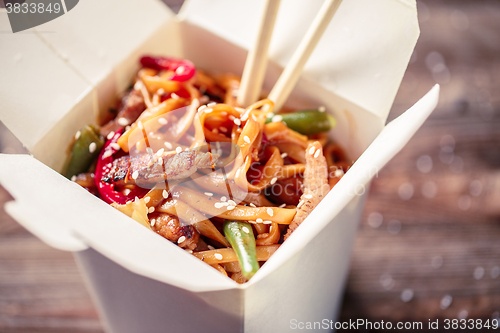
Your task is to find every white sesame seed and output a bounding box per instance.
[234,118,241,126]
[242,226,250,234]
[318,106,326,112]
[256,218,263,223]
[243,136,251,143]
[252,114,257,121]
[264,220,272,224]
[228,200,237,206]
[235,168,241,178]
[110,143,121,150]
[146,147,153,154]
[158,118,168,125]
[137,121,144,130]
[250,203,257,208]
[207,245,215,250]
[235,107,245,112]
[150,218,156,227]
[134,196,140,205]
[144,197,151,204]
[220,127,228,133]
[314,149,321,158]
[178,236,186,244]
[279,203,286,208]
[240,113,249,121]
[131,171,139,180]
[204,108,213,113]
[158,158,163,165]
[75,131,81,140]
[227,205,236,210]
[107,131,115,140]
[186,249,193,254]
[214,253,223,260]
[220,196,227,202]
[102,150,113,159]
[297,200,305,208]
[281,152,288,158]
[270,177,278,185]
[207,102,217,107]
[156,148,165,157]
[118,117,129,126]
[272,115,283,122]
[304,194,313,199]
[214,202,224,209]
[229,115,235,120]
[157,88,165,95]
[162,190,169,198]
[185,147,189,151]
[148,206,155,213]
[176,147,183,153]
[309,146,316,155]
[204,192,214,197]
[175,66,185,74]
[267,113,274,119]
[89,142,97,153]
[171,93,180,100]
[267,207,274,216]
[198,105,207,112]
[334,169,344,177]
[71,175,77,182]
[123,189,131,196]
[164,142,173,149]
[212,128,219,134]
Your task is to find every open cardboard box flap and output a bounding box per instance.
[0,0,438,292]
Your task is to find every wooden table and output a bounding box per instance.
[1,1,499,331]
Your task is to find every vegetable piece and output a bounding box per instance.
[140,56,196,82]
[223,220,260,281]
[266,110,336,135]
[63,125,104,179]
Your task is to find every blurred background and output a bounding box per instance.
[1,0,499,331]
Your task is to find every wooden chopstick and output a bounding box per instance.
[268,0,343,112]
[237,0,281,108]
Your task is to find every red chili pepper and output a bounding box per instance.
[95,131,148,204]
[140,56,196,82]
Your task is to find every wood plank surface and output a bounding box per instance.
[1,0,499,332]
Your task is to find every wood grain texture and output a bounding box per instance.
[1,0,499,332]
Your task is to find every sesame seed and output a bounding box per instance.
[162,190,169,198]
[250,203,257,208]
[234,118,241,126]
[214,202,224,209]
[158,158,163,165]
[264,220,272,224]
[164,142,173,149]
[176,147,183,153]
[221,196,227,202]
[279,203,286,208]
[267,113,274,119]
[304,194,313,199]
[252,114,257,121]
[118,117,129,126]
[110,143,121,150]
[204,108,213,113]
[149,131,155,137]
[228,200,237,206]
[158,118,168,125]
[131,171,139,180]
[75,131,81,140]
[204,192,214,197]
[157,88,165,95]
[319,106,326,112]
[123,189,131,195]
[309,146,316,155]
[227,205,236,210]
[89,142,97,153]
[281,152,288,158]
[272,115,283,122]
[297,200,305,208]
[220,127,228,133]
[267,207,274,216]
[221,111,227,116]
[107,131,115,140]
[270,177,278,185]
[235,168,241,178]
[186,249,193,254]
[71,175,77,182]
[102,150,113,159]
[175,66,185,74]
[229,115,235,120]
[134,196,140,205]
[185,147,189,151]
[207,245,215,250]
[146,147,153,154]
[144,197,151,204]
[207,102,217,107]
[156,148,164,157]
[214,253,223,260]
[178,236,186,244]
[148,206,155,213]
[171,93,180,100]
[243,135,251,143]
[256,218,263,223]
[314,149,321,158]
[137,121,144,130]
[212,128,219,134]
[334,169,344,177]
[150,218,156,227]
[242,226,250,234]
[235,107,245,112]
[241,113,249,121]
[198,105,207,112]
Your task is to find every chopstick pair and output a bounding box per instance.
[237,0,343,112]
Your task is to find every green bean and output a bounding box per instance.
[266,110,336,135]
[63,125,104,179]
[223,220,259,281]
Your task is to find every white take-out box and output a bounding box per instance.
[0,0,439,331]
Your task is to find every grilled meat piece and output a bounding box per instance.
[100,89,146,137]
[101,150,217,186]
[284,141,329,240]
[150,212,199,250]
